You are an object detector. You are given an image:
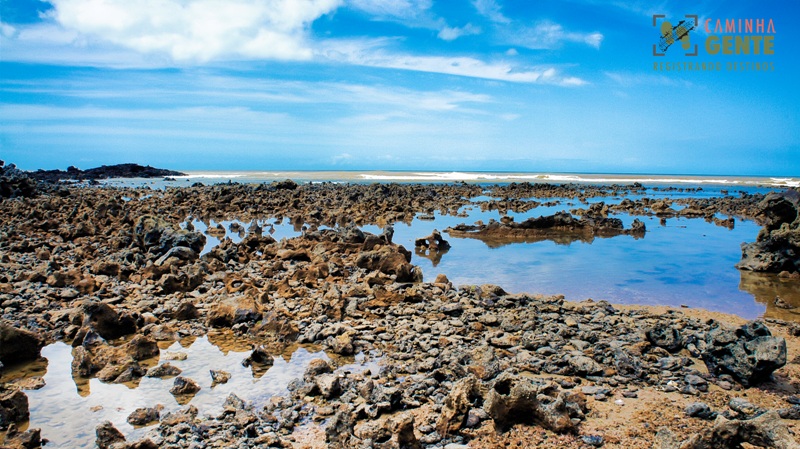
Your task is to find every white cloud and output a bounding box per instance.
[348,0,432,22]
[1,22,17,38]
[321,40,585,85]
[472,0,510,24]
[437,23,481,41]
[43,0,341,62]
[348,0,479,42]
[331,152,354,164]
[604,71,692,88]
[508,21,603,50]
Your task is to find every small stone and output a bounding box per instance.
[163,352,188,361]
[127,407,160,426]
[210,370,231,385]
[685,374,708,392]
[686,402,716,420]
[169,376,201,396]
[146,363,182,378]
[582,434,604,447]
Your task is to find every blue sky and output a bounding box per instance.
[1,0,797,175]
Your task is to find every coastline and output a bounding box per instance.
[1,177,799,448]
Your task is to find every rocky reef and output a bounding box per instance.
[28,164,186,183]
[0,175,799,448]
[446,212,645,247]
[738,189,800,275]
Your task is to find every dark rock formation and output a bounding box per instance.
[484,371,586,433]
[95,421,126,449]
[737,189,800,273]
[30,163,185,183]
[0,323,43,365]
[134,215,205,256]
[702,321,787,386]
[82,301,137,340]
[446,212,645,247]
[0,161,39,198]
[0,388,29,429]
[655,411,800,449]
[170,376,201,396]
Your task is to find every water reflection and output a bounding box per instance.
[739,271,800,321]
[3,330,366,449]
[446,227,644,249]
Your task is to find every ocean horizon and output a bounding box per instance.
[97,169,800,189]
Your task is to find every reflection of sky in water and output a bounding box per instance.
[379,210,769,319]
[180,185,787,320]
[18,337,331,448]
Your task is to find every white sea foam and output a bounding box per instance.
[358,172,796,187]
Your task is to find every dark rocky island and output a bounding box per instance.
[27,163,185,183]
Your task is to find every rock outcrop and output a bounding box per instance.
[737,189,800,273]
[446,212,645,247]
[702,321,787,386]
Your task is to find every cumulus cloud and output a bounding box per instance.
[44,0,341,62]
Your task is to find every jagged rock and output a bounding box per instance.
[304,359,332,378]
[95,421,126,449]
[207,296,262,327]
[646,323,683,352]
[0,162,38,198]
[242,346,274,369]
[154,246,198,266]
[415,229,451,251]
[315,374,342,399]
[125,335,159,361]
[169,376,201,396]
[654,411,800,449]
[355,246,421,282]
[210,370,231,385]
[702,321,786,386]
[737,189,800,273]
[685,402,716,420]
[145,363,182,378]
[272,179,298,190]
[0,388,29,429]
[446,211,645,246]
[173,301,200,321]
[437,375,483,435]
[134,215,205,256]
[483,372,586,433]
[568,355,605,376]
[0,323,43,365]
[82,301,137,340]
[127,406,160,426]
[354,411,421,449]
[1,425,42,449]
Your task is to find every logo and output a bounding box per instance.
[653,15,698,56]
[651,14,776,72]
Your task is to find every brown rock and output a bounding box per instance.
[95,421,125,449]
[0,323,43,365]
[0,388,29,430]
